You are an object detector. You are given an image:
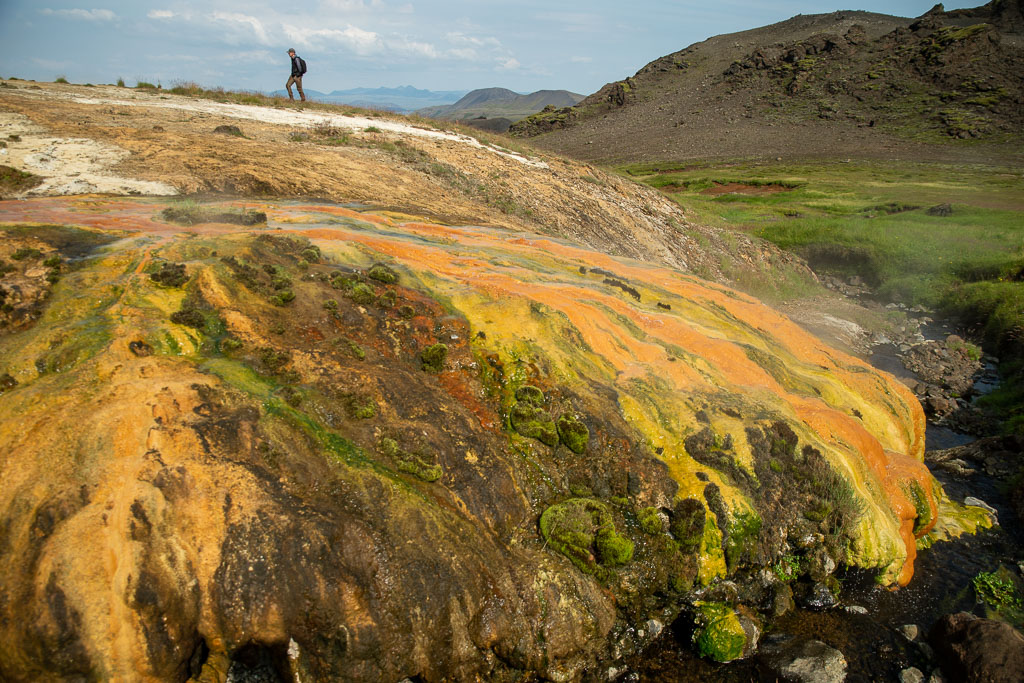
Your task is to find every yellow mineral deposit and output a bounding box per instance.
[0,197,984,588]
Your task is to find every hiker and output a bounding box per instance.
[286,48,307,102]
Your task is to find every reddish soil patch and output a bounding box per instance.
[700,182,791,196]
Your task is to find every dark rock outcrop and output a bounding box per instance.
[930,612,1024,683]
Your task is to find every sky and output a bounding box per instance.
[0,1,981,96]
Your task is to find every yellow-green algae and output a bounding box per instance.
[692,601,747,663]
[0,198,976,588]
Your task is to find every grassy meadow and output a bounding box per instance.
[622,159,1024,433]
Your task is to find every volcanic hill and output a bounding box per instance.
[511,1,1024,164]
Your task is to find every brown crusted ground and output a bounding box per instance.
[0,81,815,289]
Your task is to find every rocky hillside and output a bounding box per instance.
[0,82,994,680]
[511,1,1024,164]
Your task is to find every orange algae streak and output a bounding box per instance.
[795,399,936,585]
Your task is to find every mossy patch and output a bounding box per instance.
[510,400,557,446]
[514,384,545,405]
[368,263,398,284]
[150,262,188,288]
[378,437,442,482]
[692,602,746,663]
[539,498,633,575]
[349,282,375,305]
[160,203,267,227]
[670,498,707,554]
[420,343,447,372]
[556,413,589,453]
[638,506,664,535]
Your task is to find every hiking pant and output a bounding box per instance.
[286,75,305,101]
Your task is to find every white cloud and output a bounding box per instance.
[40,8,116,21]
[211,11,271,45]
[497,57,520,70]
[570,56,592,63]
[148,10,175,20]
[392,39,438,59]
[284,24,384,55]
[321,0,367,10]
[446,32,501,48]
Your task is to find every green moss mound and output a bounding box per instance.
[510,400,557,446]
[514,385,545,405]
[692,602,747,663]
[638,506,664,535]
[420,343,448,372]
[368,263,398,284]
[349,282,375,305]
[150,262,188,288]
[539,498,633,574]
[556,412,589,453]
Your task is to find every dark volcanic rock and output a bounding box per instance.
[759,636,848,683]
[930,612,1024,683]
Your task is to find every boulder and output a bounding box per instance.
[930,612,1024,683]
[759,637,847,683]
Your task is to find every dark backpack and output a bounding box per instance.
[298,57,307,75]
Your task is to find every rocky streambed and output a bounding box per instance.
[626,286,1024,682]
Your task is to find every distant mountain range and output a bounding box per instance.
[415,88,584,131]
[268,85,468,112]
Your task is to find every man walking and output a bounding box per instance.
[286,48,306,102]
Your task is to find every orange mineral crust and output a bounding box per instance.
[0,197,949,584]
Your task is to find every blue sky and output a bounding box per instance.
[0,1,979,95]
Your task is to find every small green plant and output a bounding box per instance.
[136,80,156,89]
[973,571,1022,609]
[342,338,365,360]
[364,126,382,133]
[773,554,802,582]
[54,76,68,84]
[116,77,125,87]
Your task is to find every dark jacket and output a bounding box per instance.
[290,55,303,77]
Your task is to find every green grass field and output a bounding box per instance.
[622,159,1024,433]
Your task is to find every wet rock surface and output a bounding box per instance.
[759,637,847,683]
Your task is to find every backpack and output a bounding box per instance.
[298,57,307,75]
